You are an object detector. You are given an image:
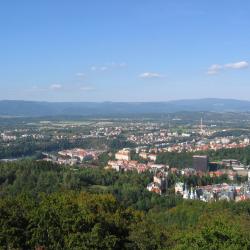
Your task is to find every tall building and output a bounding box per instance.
[193,155,208,172]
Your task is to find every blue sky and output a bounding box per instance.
[0,0,250,102]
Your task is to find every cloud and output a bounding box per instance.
[26,84,62,93]
[76,72,85,77]
[90,62,127,72]
[80,86,95,91]
[139,72,164,79]
[224,61,249,69]
[26,85,47,92]
[207,64,223,75]
[50,84,62,90]
[106,62,127,68]
[100,66,108,71]
[207,61,249,75]
[119,62,127,67]
[28,83,94,94]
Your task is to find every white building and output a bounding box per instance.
[115,149,131,161]
[175,182,184,195]
[148,154,157,162]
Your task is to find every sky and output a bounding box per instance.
[0,0,250,102]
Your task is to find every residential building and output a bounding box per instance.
[115,149,131,161]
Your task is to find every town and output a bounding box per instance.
[2,113,250,204]
[103,148,250,201]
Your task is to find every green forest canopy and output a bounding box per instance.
[1,160,250,249]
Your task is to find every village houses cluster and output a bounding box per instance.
[42,148,101,165]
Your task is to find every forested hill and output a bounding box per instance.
[1,160,250,249]
[1,98,250,116]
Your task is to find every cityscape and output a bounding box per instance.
[2,114,250,202]
[1,0,250,249]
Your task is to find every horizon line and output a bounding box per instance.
[1,97,250,103]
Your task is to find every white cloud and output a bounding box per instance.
[26,85,47,92]
[90,62,127,72]
[225,61,249,69]
[80,86,95,91]
[76,72,85,77]
[119,62,127,67]
[207,61,249,75]
[139,72,164,79]
[106,62,127,68]
[100,66,108,71]
[207,64,223,75]
[50,84,62,90]
[28,83,94,93]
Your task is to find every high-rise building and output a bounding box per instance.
[193,155,208,172]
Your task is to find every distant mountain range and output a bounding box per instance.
[1,99,250,117]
